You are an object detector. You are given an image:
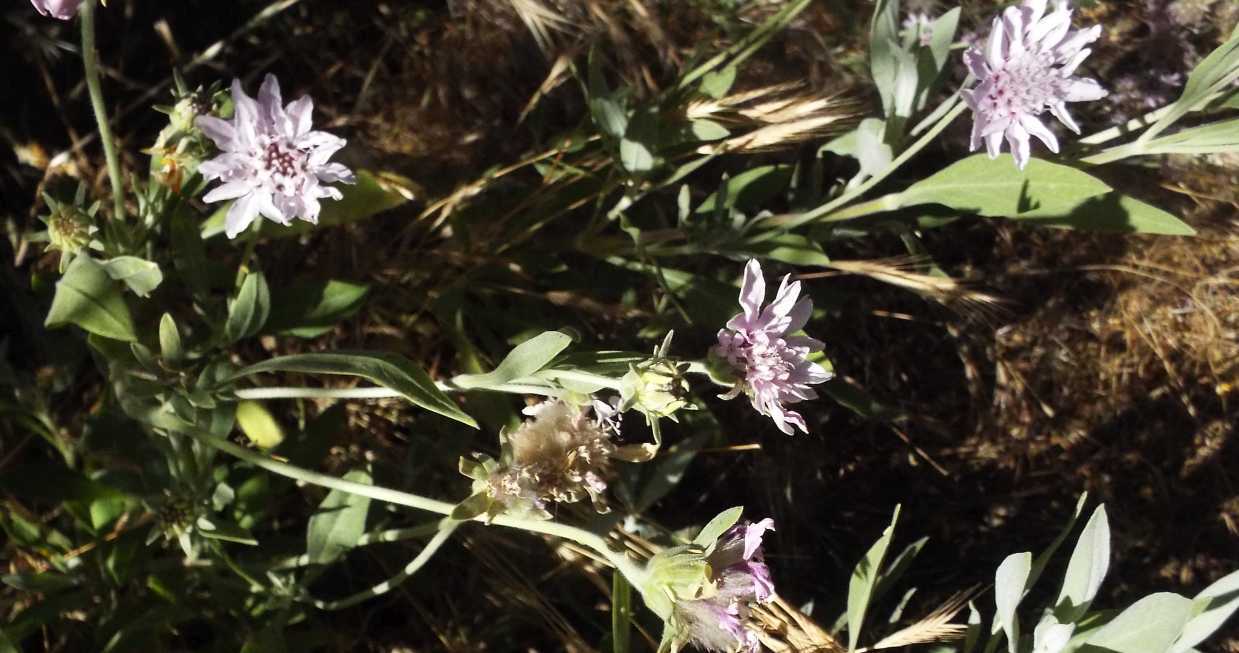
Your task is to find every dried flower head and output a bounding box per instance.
[196,74,356,238]
[962,0,1107,169]
[31,0,82,20]
[487,400,619,515]
[711,259,831,435]
[651,519,777,653]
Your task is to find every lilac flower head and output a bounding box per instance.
[712,259,831,435]
[675,519,776,653]
[196,74,356,238]
[962,0,1108,169]
[31,0,82,19]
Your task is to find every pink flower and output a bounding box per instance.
[677,519,776,653]
[962,0,1108,169]
[31,0,83,20]
[196,74,356,239]
[713,259,831,435]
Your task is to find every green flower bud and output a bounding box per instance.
[640,544,713,620]
[620,359,692,419]
[47,204,93,255]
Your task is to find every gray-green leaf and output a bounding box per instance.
[45,256,137,342]
[101,256,163,297]
[1082,592,1193,653]
[225,271,271,342]
[234,352,478,428]
[1055,504,1110,622]
[847,505,901,651]
[452,331,573,390]
[307,469,372,564]
[994,552,1032,653]
[1171,570,1239,653]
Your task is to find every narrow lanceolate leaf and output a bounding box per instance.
[225,271,271,342]
[452,331,573,389]
[894,155,1195,235]
[1171,570,1239,653]
[307,469,372,565]
[994,552,1032,653]
[45,256,137,342]
[158,313,183,363]
[847,505,902,651]
[1055,504,1110,622]
[1084,593,1194,653]
[234,352,478,428]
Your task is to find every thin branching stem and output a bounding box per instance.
[182,427,650,588]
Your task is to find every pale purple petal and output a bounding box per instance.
[1050,101,1081,132]
[316,162,356,184]
[1065,78,1108,102]
[202,180,252,204]
[224,193,261,239]
[737,259,766,324]
[1019,115,1059,152]
[257,73,283,131]
[1007,123,1032,169]
[985,16,1006,68]
[742,519,774,560]
[196,115,236,148]
[985,131,1004,158]
[285,96,314,137]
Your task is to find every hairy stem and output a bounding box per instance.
[80,0,126,223]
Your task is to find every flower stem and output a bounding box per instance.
[80,0,126,223]
[181,426,649,586]
[773,102,967,230]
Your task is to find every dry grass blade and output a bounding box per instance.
[864,587,978,651]
[519,53,574,123]
[799,258,1007,320]
[509,0,576,54]
[688,85,857,153]
[753,596,846,653]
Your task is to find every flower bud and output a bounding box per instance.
[620,359,692,419]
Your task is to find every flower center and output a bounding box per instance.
[984,50,1064,118]
[257,138,308,194]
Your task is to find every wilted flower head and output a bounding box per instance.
[649,519,776,653]
[487,400,619,515]
[711,259,831,435]
[196,74,355,238]
[31,0,82,20]
[962,0,1107,169]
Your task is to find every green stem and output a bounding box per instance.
[234,219,262,288]
[775,102,967,230]
[234,381,559,401]
[80,0,126,223]
[181,427,649,587]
